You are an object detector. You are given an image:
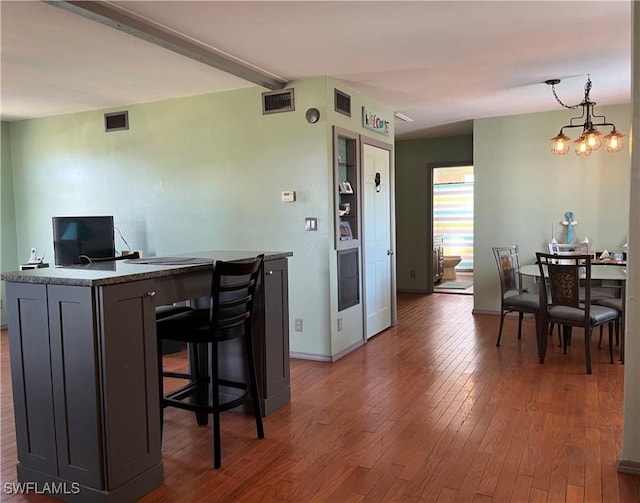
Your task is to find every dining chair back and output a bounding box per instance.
[535,252,619,374]
[492,246,539,346]
[547,242,614,303]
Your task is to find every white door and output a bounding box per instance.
[362,143,392,339]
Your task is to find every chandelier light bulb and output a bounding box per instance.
[584,129,602,150]
[604,129,625,153]
[550,132,570,155]
[575,136,591,156]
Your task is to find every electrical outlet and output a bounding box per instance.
[410,270,416,278]
[337,318,343,331]
[295,318,303,332]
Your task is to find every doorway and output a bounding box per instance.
[432,164,474,294]
[362,140,394,339]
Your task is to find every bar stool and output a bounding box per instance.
[156,254,265,468]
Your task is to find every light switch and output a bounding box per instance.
[282,191,296,202]
[305,217,317,231]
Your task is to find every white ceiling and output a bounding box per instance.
[0,1,632,140]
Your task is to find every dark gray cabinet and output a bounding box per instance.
[48,285,104,488]
[176,259,291,417]
[7,283,58,478]
[6,280,163,502]
[97,281,162,490]
[255,258,290,415]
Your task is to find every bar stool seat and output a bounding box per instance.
[156,254,265,468]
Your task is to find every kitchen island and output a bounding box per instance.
[1,250,292,502]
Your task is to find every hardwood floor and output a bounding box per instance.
[1,293,638,502]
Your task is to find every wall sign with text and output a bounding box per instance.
[362,106,390,136]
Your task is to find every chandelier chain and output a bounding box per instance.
[550,75,592,110]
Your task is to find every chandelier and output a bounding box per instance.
[546,76,625,156]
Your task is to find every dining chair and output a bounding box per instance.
[492,246,539,346]
[535,252,619,374]
[548,242,619,342]
[156,254,265,468]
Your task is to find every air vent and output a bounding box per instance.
[335,89,351,117]
[262,89,295,114]
[104,111,129,132]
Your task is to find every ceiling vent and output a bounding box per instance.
[104,111,129,132]
[262,89,295,114]
[334,89,351,117]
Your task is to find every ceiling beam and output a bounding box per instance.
[43,0,287,90]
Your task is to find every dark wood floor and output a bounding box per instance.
[1,293,638,502]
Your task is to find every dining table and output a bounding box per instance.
[519,263,627,364]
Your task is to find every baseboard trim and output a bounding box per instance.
[290,339,364,363]
[330,340,364,362]
[289,351,332,362]
[618,459,640,475]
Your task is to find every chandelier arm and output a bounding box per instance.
[593,122,617,130]
[589,111,613,126]
[560,124,586,133]
[567,108,588,128]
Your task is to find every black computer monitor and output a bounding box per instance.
[52,216,115,265]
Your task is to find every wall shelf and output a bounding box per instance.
[334,126,360,250]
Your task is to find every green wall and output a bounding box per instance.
[474,104,631,314]
[1,77,394,359]
[395,135,473,292]
[1,122,19,326]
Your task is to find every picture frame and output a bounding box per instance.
[339,221,353,240]
[339,181,354,194]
